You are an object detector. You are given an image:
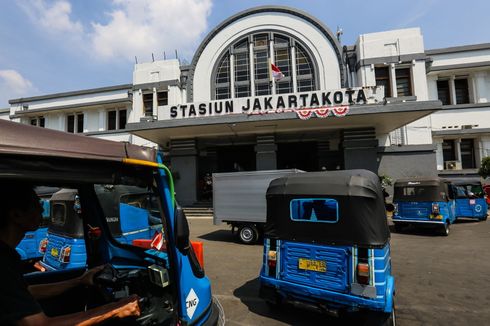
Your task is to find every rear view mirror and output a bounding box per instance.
[175,206,190,253]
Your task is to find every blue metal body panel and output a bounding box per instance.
[16,199,51,260]
[155,154,213,325]
[260,240,394,313]
[393,200,456,226]
[455,198,488,220]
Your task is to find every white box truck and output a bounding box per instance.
[212,169,303,244]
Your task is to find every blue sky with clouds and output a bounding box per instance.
[1,0,489,108]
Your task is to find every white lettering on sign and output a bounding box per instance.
[159,87,384,120]
[185,288,199,319]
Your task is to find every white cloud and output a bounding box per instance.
[18,0,213,62]
[0,70,40,107]
[18,0,83,35]
[90,0,213,61]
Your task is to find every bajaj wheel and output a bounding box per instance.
[441,222,450,236]
[238,225,259,244]
[393,223,404,233]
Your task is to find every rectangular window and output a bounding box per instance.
[119,109,127,130]
[290,198,339,223]
[437,80,451,105]
[254,50,269,81]
[460,139,475,169]
[143,93,153,116]
[235,85,250,98]
[375,67,391,98]
[234,52,250,83]
[76,113,84,133]
[39,117,45,128]
[297,78,314,92]
[30,118,37,126]
[157,91,168,106]
[395,68,412,97]
[255,83,271,96]
[107,109,127,131]
[455,78,469,104]
[108,110,117,130]
[67,115,75,133]
[216,86,230,100]
[442,140,456,162]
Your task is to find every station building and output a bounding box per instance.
[5,6,490,205]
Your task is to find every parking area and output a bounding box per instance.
[189,217,490,325]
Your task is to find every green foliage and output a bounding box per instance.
[478,157,490,179]
[379,174,393,187]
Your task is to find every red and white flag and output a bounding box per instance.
[271,63,285,81]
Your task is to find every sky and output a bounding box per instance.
[1,0,489,108]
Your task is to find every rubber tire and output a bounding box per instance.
[440,221,450,236]
[238,224,259,244]
[480,215,488,222]
[364,304,395,326]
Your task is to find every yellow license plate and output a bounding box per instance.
[51,248,59,257]
[298,258,326,272]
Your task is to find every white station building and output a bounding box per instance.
[4,6,490,205]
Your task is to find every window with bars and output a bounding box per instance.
[29,116,45,128]
[67,113,84,133]
[375,67,391,98]
[395,68,412,97]
[107,109,127,131]
[212,32,316,99]
[143,93,153,116]
[455,78,469,104]
[437,80,451,105]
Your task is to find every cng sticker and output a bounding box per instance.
[185,288,199,319]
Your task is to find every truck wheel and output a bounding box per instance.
[238,225,259,244]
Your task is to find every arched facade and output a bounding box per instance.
[188,6,345,102]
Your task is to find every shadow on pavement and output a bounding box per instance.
[197,229,236,243]
[233,277,350,325]
[454,218,485,224]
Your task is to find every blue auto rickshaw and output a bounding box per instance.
[452,178,488,221]
[392,177,456,236]
[16,187,59,261]
[259,170,395,325]
[40,186,162,271]
[0,119,223,325]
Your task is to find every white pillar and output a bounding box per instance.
[270,38,276,95]
[455,138,462,164]
[249,41,255,97]
[152,87,157,117]
[449,76,456,105]
[389,63,397,97]
[291,44,298,93]
[434,138,444,170]
[230,53,235,98]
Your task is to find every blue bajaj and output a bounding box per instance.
[259,170,395,325]
[41,186,161,271]
[392,177,456,236]
[453,178,488,221]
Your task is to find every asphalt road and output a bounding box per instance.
[188,217,490,326]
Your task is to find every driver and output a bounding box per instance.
[0,183,141,325]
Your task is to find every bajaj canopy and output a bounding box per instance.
[265,169,390,248]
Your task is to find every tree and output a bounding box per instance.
[478,156,490,179]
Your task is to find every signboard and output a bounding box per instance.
[159,86,384,120]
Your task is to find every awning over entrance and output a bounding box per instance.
[127,100,442,146]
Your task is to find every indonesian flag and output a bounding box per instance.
[271,63,285,81]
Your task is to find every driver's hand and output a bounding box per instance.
[114,294,141,318]
[79,265,106,286]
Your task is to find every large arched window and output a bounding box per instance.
[213,32,317,100]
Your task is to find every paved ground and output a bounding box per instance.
[188,217,490,325]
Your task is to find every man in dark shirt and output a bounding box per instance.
[0,184,140,325]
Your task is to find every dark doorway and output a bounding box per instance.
[277,142,318,171]
[215,145,256,172]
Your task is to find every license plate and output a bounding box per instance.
[298,258,326,272]
[51,248,59,257]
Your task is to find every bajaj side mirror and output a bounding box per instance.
[175,206,190,254]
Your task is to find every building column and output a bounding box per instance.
[255,135,277,170]
[170,139,198,206]
[455,138,462,164]
[449,76,456,105]
[152,87,158,117]
[434,138,444,170]
[389,63,397,97]
[341,128,379,172]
